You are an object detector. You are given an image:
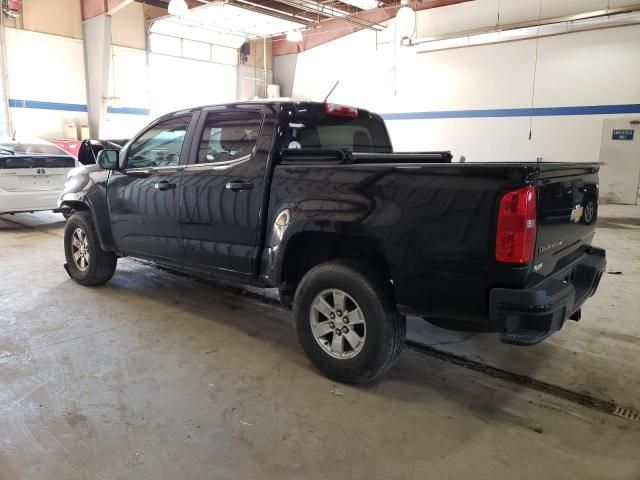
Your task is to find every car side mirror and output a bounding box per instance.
[97,149,119,170]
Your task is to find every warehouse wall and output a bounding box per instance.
[5,28,88,139]
[148,53,237,116]
[239,40,274,100]
[288,0,640,164]
[3,26,150,140]
[414,0,640,36]
[3,0,83,39]
[2,0,152,140]
[105,45,150,138]
[111,1,146,50]
[2,1,241,140]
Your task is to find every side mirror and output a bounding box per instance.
[97,149,119,170]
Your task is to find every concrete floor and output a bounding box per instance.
[1,206,639,480]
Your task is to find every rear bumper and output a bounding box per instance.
[489,246,606,345]
[0,190,60,214]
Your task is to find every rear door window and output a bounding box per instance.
[196,111,262,164]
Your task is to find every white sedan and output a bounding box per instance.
[0,138,77,216]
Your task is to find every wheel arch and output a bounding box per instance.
[61,200,116,253]
[275,230,394,306]
[60,199,90,212]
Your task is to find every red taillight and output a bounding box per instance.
[495,185,537,264]
[324,103,358,118]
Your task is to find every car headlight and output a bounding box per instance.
[61,170,89,195]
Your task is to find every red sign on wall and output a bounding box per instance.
[7,0,21,12]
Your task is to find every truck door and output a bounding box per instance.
[107,113,195,260]
[179,107,267,276]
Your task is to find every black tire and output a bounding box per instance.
[293,260,406,384]
[582,200,597,225]
[64,211,117,286]
[62,210,73,220]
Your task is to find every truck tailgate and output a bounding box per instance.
[532,164,600,281]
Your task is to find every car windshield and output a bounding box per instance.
[0,141,68,156]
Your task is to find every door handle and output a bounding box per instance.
[154,181,176,191]
[226,181,254,192]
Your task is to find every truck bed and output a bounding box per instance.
[267,159,600,329]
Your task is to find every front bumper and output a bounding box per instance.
[489,246,606,345]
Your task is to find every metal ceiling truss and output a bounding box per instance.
[135,0,386,29]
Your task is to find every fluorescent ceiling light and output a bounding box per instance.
[168,0,189,16]
[395,1,415,39]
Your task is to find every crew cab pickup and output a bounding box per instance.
[59,101,606,383]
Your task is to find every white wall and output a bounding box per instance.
[3,26,241,140]
[3,27,150,140]
[5,28,88,139]
[288,2,640,164]
[415,0,640,36]
[104,45,151,138]
[148,54,237,117]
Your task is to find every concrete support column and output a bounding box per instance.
[82,14,111,138]
[273,53,298,98]
[0,13,13,136]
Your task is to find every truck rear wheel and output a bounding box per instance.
[293,260,406,384]
[64,211,117,286]
[583,199,597,225]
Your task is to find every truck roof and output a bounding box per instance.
[157,101,378,121]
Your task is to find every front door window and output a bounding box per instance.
[126,116,190,169]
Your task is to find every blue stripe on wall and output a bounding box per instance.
[382,104,640,120]
[9,98,87,112]
[9,99,639,119]
[9,98,149,116]
[107,106,150,115]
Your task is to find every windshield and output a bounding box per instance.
[282,104,392,154]
[0,141,69,156]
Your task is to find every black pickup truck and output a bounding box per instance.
[59,101,606,383]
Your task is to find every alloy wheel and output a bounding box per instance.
[309,288,367,359]
[71,228,90,271]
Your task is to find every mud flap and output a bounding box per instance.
[63,263,72,279]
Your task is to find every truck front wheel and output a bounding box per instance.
[64,211,117,286]
[293,260,406,383]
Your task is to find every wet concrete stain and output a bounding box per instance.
[597,217,640,229]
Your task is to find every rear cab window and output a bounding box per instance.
[0,141,75,169]
[280,103,392,154]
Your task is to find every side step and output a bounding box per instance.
[500,329,551,346]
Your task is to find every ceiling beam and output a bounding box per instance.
[134,0,172,9]
[330,0,365,13]
[133,0,205,12]
[242,0,330,20]
[135,0,328,22]
[229,0,317,23]
[272,0,473,55]
[82,0,138,20]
